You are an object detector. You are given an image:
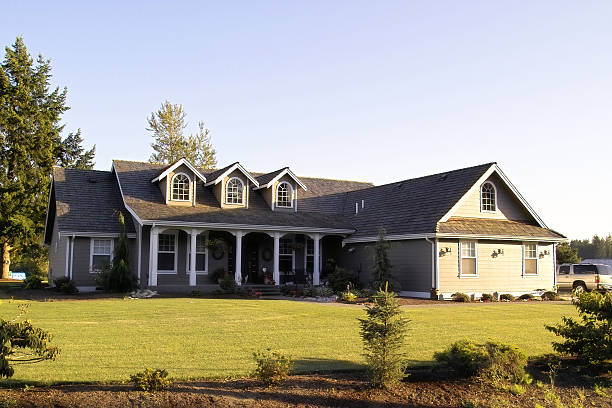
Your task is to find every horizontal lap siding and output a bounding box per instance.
[48,216,67,283]
[438,239,555,294]
[72,238,96,286]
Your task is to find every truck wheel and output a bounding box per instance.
[573,282,587,294]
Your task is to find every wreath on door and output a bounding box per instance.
[262,248,273,262]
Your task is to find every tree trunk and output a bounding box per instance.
[2,243,11,280]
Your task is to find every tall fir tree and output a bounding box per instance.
[0,37,94,278]
[373,227,392,282]
[148,101,217,168]
[56,129,95,169]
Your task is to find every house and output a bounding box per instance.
[44,159,566,299]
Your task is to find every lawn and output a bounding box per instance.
[0,298,577,385]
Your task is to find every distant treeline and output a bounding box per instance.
[570,235,612,260]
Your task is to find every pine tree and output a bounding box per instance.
[57,129,96,169]
[148,101,217,168]
[96,212,137,292]
[373,228,391,282]
[556,243,580,264]
[358,283,409,388]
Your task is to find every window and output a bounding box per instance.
[90,239,113,272]
[460,241,477,276]
[573,264,596,275]
[225,177,244,204]
[279,238,294,273]
[481,182,496,212]
[187,234,207,273]
[558,265,570,275]
[171,173,190,201]
[276,182,292,208]
[158,233,176,272]
[523,243,538,275]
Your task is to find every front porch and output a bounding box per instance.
[144,226,345,290]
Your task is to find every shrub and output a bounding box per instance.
[370,279,401,293]
[52,277,78,294]
[23,275,43,290]
[327,267,360,293]
[434,340,527,383]
[303,286,334,297]
[340,290,357,303]
[359,284,409,388]
[190,290,201,297]
[452,292,471,303]
[219,275,237,293]
[480,293,495,302]
[500,294,515,302]
[546,291,612,365]
[541,291,561,301]
[518,294,535,301]
[130,368,171,391]
[253,349,293,386]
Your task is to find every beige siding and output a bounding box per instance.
[165,164,195,207]
[453,173,533,221]
[221,169,248,209]
[438,239,555,296]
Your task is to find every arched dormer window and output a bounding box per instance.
[276,182,293,208]
[480,182,496,212]
[171,173,191,201]
[225,177,244,204]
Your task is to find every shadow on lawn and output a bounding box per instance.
[293,357,366,373]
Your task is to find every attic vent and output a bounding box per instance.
[438,174,448,182]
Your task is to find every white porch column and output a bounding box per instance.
[313,233,321,285]
[150,227,159,286]
[273,232,280,285]
[234,231,243,286]
[189,229,197,286]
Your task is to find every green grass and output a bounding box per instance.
[0,298,577,384]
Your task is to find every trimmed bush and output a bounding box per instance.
[541,291,561,301]
[434,340,527,383]
[518,294,535,301]
[23,275,43,290]
[327,267,360,293]
[340,290,357,303]
[452,292,471,303]
[303,286,334,298]
[130,368,171,391]
[480,293,495,302]
[253,349,293,386]
[52,277,78,294]
[500,294,515,302]
[219,275,237,293]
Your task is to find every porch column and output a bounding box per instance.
[150,227,159,286]
[273,232,280,285]
[234,231,243,286]
[189,229,197,286]
[313,233,321,285]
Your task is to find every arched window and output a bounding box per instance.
[171,173,190,201]
[225,177,244,204]
[481,182,496,212]
[276,182,292,208]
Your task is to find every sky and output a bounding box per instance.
[2,1,611,240]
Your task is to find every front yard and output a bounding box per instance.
[0,297,577,385]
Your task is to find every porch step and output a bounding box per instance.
[245,285,283,297]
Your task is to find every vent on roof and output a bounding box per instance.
[393,183,403,190]
[87,178,98,184]
[438,174,448,182]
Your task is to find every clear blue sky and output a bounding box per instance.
[2,1,611,240]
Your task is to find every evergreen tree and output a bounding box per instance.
[56,129,95,169]
[358,283,409,388]
[373,228,391,282]
[148,101,217,168]
[96,212,137,292]
[556,243,580,264]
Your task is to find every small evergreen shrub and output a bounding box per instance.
[340,290,358,303]
[253,349,293,386]
[370,279,401,293]
[23,275,43,290]
[452,292,471,302]
[327,267,360,293]
[219,275,237,293]
[541,291,561,301]
[303,286,334,297]
[518,294,535,301]
[52,277,78,294]
[130,368,171,391]
[500,294,515,302]
[434,340,527,383]
[480,293,495,302]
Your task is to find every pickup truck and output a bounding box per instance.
[556,263,612,293]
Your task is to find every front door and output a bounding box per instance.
[246,244,259,284]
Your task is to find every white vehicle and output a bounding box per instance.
[556,263,612,293]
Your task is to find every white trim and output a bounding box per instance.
[399,291,430,299]
[150,158,207,183]
[480,181,497,213]
[344,233,435,244]
[204,162,259,187]
[157,231,178,274]
[253,168,308,191]
[137,224,142,284]
[69,235,75,280]
[459,240,478,277]
[59,231,137,239]
[522,242,539,276]
[186,231,209,274]
[275,181,293,208]
[438,164,548,228]
[64,236,70,278]
[141,220,355,235]
[344,232,565,244]
[170,172,192,202]
[89,238,114,273]
[224,177,245,205]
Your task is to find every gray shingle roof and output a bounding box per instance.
[254,168,287,186]
[50,167,136,235]
[437,217,565,239]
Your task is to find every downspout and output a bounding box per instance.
[425,237,436,296]
[69,234,75,280]
[552,243,557,290]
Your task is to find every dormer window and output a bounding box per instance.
[480,182,496,212]
[171,173,191,201]
[276,182,293,208]
[225,177,244,204]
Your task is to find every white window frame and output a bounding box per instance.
[89,238,114,273]
[157,231,178,274]
[458,240,478,277]
[170,172,191,202]
[279,238,295,274]
[276,182,293,208]
[522,242,539,276]
[225,177,244,205]
[480,181,497,213]
[186,232,209,275]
